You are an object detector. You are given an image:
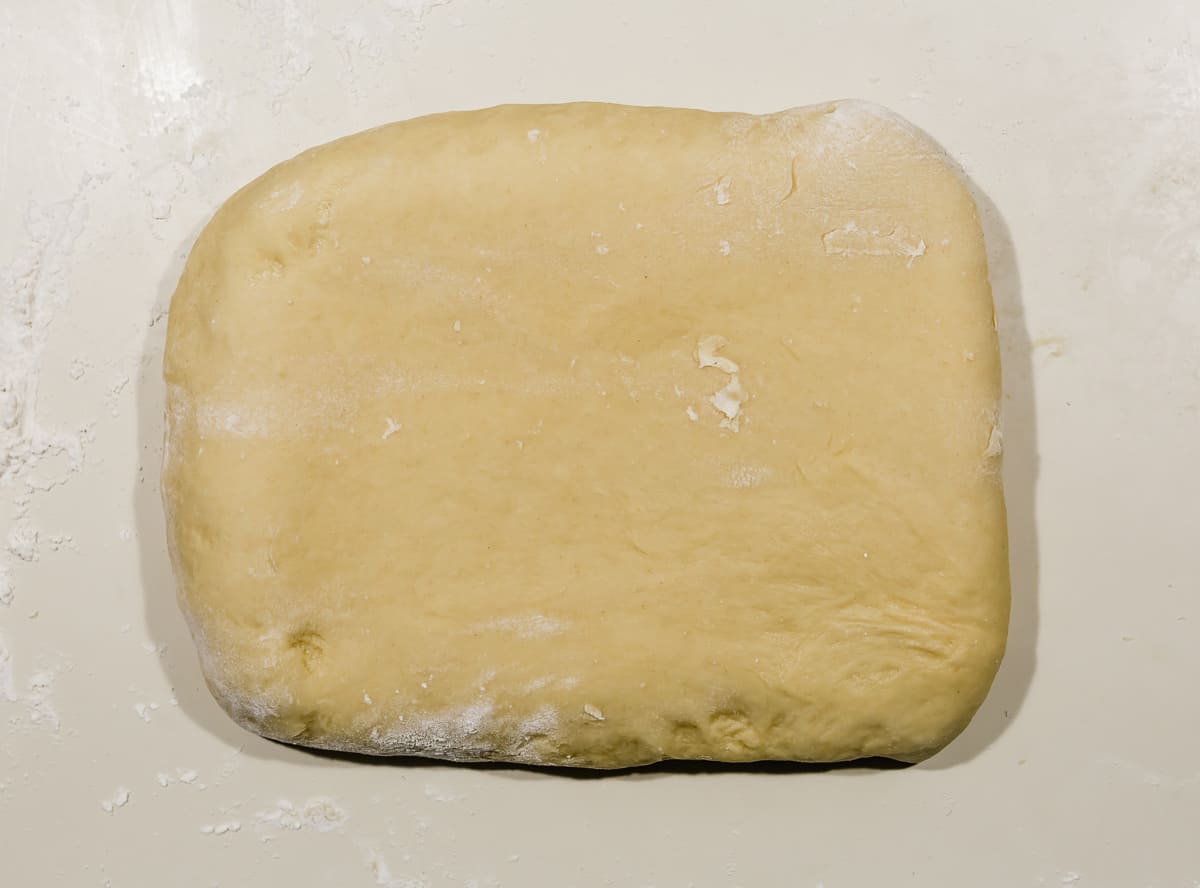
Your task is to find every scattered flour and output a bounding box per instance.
[984,425,1004,458]
[237,0,315,113]
[821,221,926,266]
[45,533,72,552]
[477,614,567,638]
[100,787,131,814]
[709,376,748,431]
[422,783,464,802]
[6,524,38,562]
[103,375,130,417]
[729,464,771,488]
[696,335,739,374]
[0,626,64,731]
[1,181,91,487]
[696,336,748,431]
[255,797,349,833]
[156,768,202,788]
[367,700,559,763]
[385,0,451,18]
[23,669,60,731]
[1,176,97,613]
[713,175,732,206]
[0,634,15,701]
[368,849,429,888]
[257,182,304,215]
[332,0,456,98]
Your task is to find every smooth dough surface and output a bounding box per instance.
[163,101,1009,768]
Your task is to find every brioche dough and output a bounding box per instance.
[163,101,1009,767]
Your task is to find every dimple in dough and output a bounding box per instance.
[163,101,1010,768]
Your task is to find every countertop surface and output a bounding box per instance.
[2,1,1198,885]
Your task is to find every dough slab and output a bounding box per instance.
[162,101,1009,768]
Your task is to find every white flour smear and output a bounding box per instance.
[1,181,92,490]
[1,179,96,616]
[1,179,97,734]
[0,633,16,702]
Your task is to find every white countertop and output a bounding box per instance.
[2,1,1198,885]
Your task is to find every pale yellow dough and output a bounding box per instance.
[163,101,1009,768]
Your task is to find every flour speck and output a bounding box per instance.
[255,797,349,833]
[100,787,131,814]
[713,176,732,205]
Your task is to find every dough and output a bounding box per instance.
[163,101,1009,768]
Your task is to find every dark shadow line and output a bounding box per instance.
[281,741,913,779]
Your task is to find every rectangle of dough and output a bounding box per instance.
[163,101,1009,768]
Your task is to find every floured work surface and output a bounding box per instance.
[163,101,1009,768]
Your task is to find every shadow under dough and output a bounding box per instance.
[281,741,914,780]
[136,162,1038,774]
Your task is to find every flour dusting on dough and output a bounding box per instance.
[696,335,739,374]
[984,425,1003,458]
[713,176,732,205]
[367,700,560,763]
[257,182,303,214]
[477,614,568,638]
[729,464,771,488]
[710,377,748,431]
[815,99,931,156]
[371,701,494,753]
[195,401,276,438]
[696,336,748,431]
[822,221,926,266]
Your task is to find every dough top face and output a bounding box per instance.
[163,101,1009,768]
